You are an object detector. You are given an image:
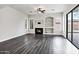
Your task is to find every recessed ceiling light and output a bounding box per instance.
[29,11,32,13]
[34,11,37,12]
[34,7,37,10]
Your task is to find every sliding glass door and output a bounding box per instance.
[66,5,79,49]
[68,12,72,41]
[73,7,79,48]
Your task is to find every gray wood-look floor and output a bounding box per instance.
[0,34,67,54]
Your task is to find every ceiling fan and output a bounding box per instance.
[37,8,46,13]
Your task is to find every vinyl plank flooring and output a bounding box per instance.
[0,34,78,54]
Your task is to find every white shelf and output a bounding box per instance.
[44,27,53,28]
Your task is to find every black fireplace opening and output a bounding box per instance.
[35,28,43,34]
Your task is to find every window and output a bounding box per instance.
[30,19,33,29]
[25,20,27,29]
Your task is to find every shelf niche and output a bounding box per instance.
[45,17,53,34]
[45,17,53,27]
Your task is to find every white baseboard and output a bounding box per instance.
[0,32,28,42]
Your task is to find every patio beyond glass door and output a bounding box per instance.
[73,7,79,48]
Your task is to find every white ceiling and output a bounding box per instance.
[0,4,76,14]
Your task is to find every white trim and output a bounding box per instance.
[0,32,28,42]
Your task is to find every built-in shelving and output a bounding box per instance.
[29,16,54,34]
[45,28,53,33]
[44,17,53,34]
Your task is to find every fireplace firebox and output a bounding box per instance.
[35,28,43,34]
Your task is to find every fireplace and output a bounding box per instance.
[35,28,43,34]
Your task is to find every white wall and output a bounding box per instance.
[0,5,76,42]
[63,4,77,38]
[28,13,63,35]
[0,6,28,42]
